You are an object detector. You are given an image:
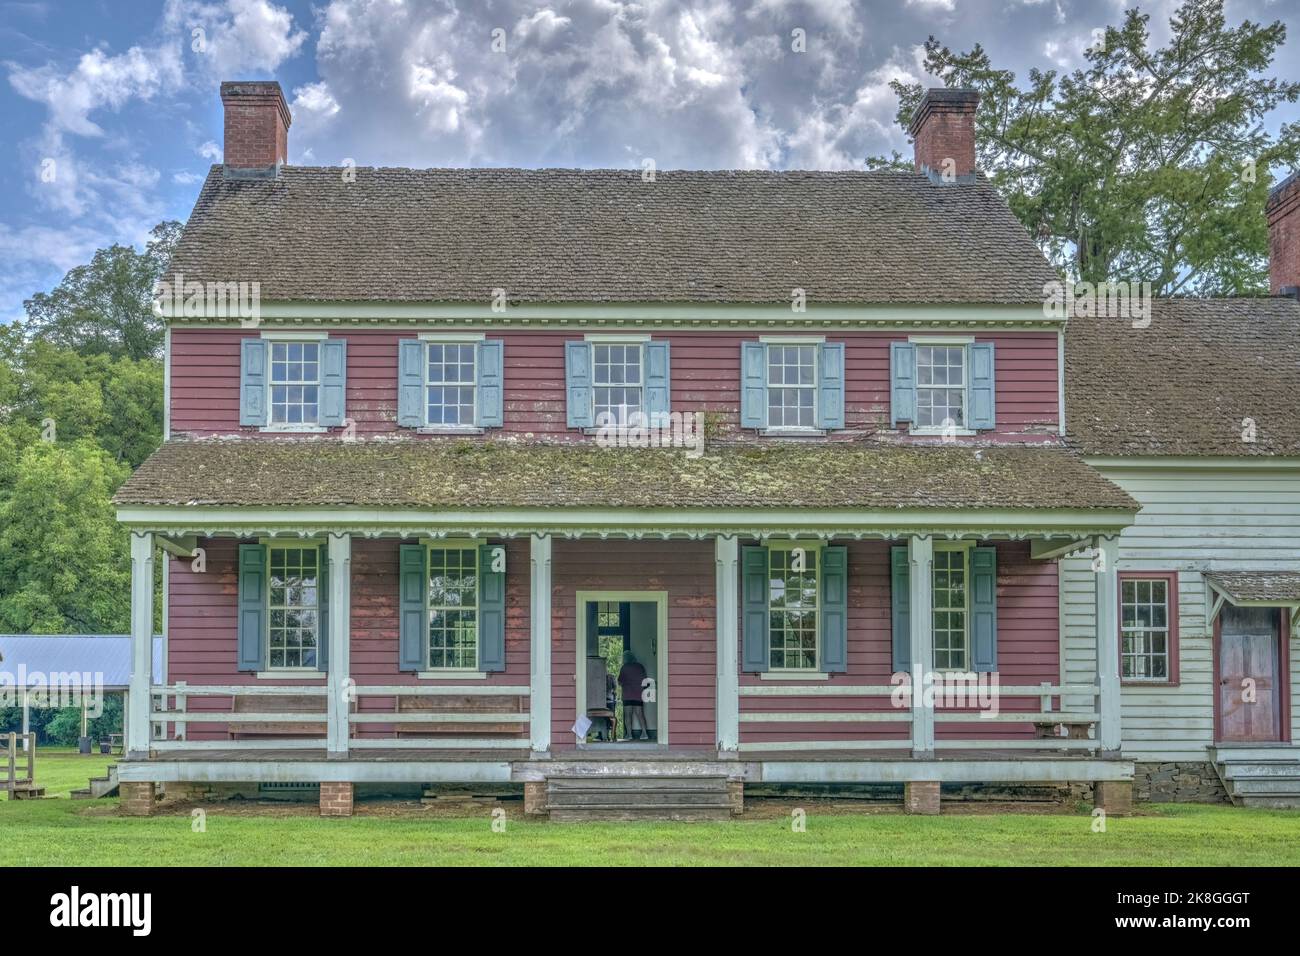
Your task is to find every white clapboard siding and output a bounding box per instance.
[1062,462,1300,761]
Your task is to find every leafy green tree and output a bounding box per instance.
[884,0,1300,295]
[22,220,181,360]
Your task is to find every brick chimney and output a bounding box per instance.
[1267,171,1300,297]
[220,80,291,177]
[908,88,980,184]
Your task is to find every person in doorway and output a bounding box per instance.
[617,651,649,741]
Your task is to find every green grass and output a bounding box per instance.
[2,759,1298,866]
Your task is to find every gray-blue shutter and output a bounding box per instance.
[398,544,427,672]
[318,339,347,427]
[890,342,916,428]
[476,340,504,427]
[740,342,767,429]
[741,546,770,672]
[565,341,594,428]
[890,546,911,674]
[239,339,268,426]
[817,342,845,430]
[967,342,996,430]
[237,543,267,672]
[970,546,998,672]
[644,341,671,424]
[316,542,329,672]
[819,546,848,673]
[397,339,424,428]
[478,544,506,672]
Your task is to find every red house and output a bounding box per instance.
[113,81,1147,819]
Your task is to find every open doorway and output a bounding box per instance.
[576,591,667,746]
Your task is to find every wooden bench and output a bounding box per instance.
[393,694,527,737]
[230,694,328,739]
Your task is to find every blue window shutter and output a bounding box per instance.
[820,546,848,673]
[565,341,594,428]
[644,341,671,424]
[239,339,268,426]
[237,543,267,672]
[317,542,329,672]
[397,339,424,428]
[817,342,845,430]
[475,340,504,427]
[967,342,996,430]
[740,342,767,429]
[889,342,916,428]
[398,544,427,672]
[970,546,998,672]
[478,544,506,672]
[318,339,347,427]
[890,546,911,674]
[741,546,770,672]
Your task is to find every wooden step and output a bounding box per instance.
[1239,795,1300,809]
[8,787,46,800]
[544,774,734,821]
[549,807,733,822]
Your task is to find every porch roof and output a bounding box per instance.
[114,438,1136,513]
[1205,571,1300,605]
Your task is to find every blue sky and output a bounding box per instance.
[2,0,1298,321]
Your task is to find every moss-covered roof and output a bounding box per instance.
[1206,571,1300,604]
[113,439,1137,512]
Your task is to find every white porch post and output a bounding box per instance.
[21,691,29,751]
[1094,535,1122,754]
[529,534,552,755]
[127,531,154,757]
[714,534,739,752]
[908,534,935,757]
[326,532,352,756]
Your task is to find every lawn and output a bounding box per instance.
[3,752,1298,866]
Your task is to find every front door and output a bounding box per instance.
[1217,605,1284,742]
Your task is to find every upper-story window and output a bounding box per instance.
[890,339,995,434]
[270,341,320,426]
[593,343,643,425]
[426,342,477,427]
[739,340,844,433]
[397,338,503,431]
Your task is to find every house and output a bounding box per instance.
[113,80,1151,819]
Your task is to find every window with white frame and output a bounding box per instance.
[593,343,643,425]
[428,546,479,670]
[426,342,477,427]
[915,344,965,429]
[766,344,817,429]
[932,547,969,670]
[269,341,320,426]
[768,546,818,670]
[268,546,320,669]
[1120,578,1170,680]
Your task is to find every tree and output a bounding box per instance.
[22,220,181,360]
[884,0,1300,295]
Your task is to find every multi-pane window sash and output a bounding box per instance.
[915,344,965,429]
[766,344,817,429]
[1121,578,1170,680]
[268,546,319,668]
[270,341,320,425]
[769,547,818,670]
[932,548,969,670]
[428,546,479,670]
[426,343,476,427]
[593,343,643,425]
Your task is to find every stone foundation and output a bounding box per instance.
[1093,780,1133,816]
[904,780,941,815]
[1133,762,1229,804]
[119,781,156,816]
[319,781,354,817]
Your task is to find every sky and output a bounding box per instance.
[1,0,1298,321]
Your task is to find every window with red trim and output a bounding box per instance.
[1118,571,1179,684]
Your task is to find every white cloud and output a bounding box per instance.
[163,0,307,77]
[173,171,205,184]
[197,140,222,161]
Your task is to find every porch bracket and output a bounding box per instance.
[530,534,552,755]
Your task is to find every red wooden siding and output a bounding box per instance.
[737,541,1059,747]
[548,539,717,750]
[170,328,1060,440]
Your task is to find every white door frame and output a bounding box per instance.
[575,590,670,745]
